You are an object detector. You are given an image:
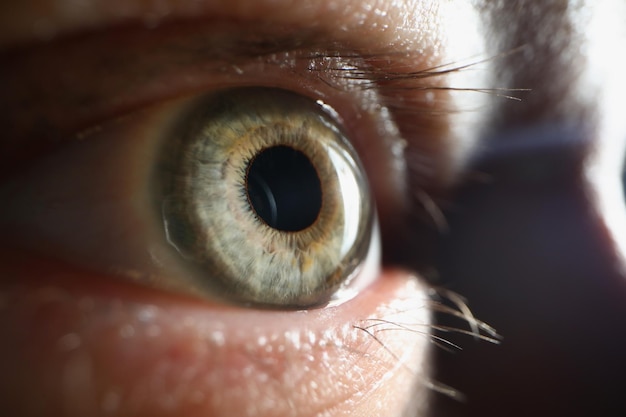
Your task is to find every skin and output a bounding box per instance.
[1,1,626,417]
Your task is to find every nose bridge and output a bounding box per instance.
[435,124,626,417]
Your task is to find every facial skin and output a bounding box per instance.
[1,1,626,417]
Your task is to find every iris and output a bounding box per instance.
[158,88,375,307]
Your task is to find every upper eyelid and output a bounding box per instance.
[0,21,447,170]
[0,21,433,132]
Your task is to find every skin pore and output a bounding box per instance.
[2,1,626,417]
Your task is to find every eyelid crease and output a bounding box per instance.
[0,21,439,151]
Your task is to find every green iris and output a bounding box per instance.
[157,87,373,308]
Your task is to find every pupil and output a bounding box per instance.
[246,146,323,232]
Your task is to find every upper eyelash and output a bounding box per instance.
[297,47,530,269]
[322,55,528,98]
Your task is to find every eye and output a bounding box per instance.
[0,84,380,309]
[157,87,374,307]
[0,14,457,416]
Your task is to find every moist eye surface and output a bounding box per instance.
[157,87,375,308]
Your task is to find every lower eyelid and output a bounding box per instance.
[0,249,431,417]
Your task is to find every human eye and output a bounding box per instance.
[0,1,499,417]
[5,80,384,309]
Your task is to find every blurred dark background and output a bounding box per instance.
[432,130,626,417]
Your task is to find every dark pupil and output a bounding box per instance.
[246,145,323,232]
